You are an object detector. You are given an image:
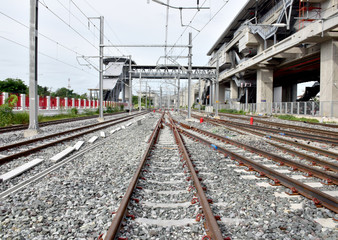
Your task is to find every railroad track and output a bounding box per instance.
[0,112,146,165]
[101,112,225,240]
[201,116,338,160]
[174,120,338,214]
[0,111,128,134]
[218,112,338,137]
[192,113,338,145]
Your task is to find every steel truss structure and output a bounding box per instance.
[128,65,217,80]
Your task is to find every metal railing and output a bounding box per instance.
[219,101,338,117]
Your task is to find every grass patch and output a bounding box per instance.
[277,114,319,123]
[0,107,126,127]
[219,109,246,115]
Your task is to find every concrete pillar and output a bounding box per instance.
[46,96,50,110]
[320,40,338,117]
[257,68,273,113]
[72,98,75,108]
[21,94,26,110]
[65,97,68,109]
[292,84,298,102]
[230,80,238,100]
[219,83,226,105]
[37,95,39,110]
[56,97,60,110]
[3,92,8,104]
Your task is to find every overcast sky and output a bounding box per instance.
[0,0,250,95]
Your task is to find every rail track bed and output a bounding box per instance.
[1,111,337,239]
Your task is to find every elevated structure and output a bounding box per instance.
[208,0,338,116]
[102,57,136,103]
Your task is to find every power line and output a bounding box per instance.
[0,11,88,58]
[70,0,126,56]
[172,0,231,63]
[38,0,99,51]
[0,35,97,77]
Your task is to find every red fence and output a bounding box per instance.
[0,92,116,110]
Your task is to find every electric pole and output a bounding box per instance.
[25,0,39,137]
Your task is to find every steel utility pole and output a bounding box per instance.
[139,73,141,112]
[25,0,39,137]
[187,32,192,119]
[160,86,162,109]
[98,16,104,121]
[199,76,202,113]
[129,55,132,115]
[215,53,220,117]
[145,82,147,110]
[177,72,180,112]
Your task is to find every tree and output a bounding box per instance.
[54,87,73,98]
[0,78,27,94]
[37,85,51,96]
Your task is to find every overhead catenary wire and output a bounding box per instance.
[0,35,97,77]
[71,0,127,56]
[171,0,231,64]
[38,0,99,51]
[0,11,88,58]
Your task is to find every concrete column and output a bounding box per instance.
[21,94,26,110]
[219,83,226,105]
[3,92,8,104]
[230,80,238,100]
[56,97,60,110]
[72,98,75,108]
[64,97,68,109]
[257,68,273,113]
[292,84,298,102]
[320,40,338,117]
[46,96,50,110]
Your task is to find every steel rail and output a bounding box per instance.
[177,122,338,185]
[168,114,223,240]
[267,141,338,172]
[218,112,338,136]
[207,117,338,160]
[176,126,338,213]
[0,112,127,134]
[218,119,338,145]
[218,112,338,129]
[0,132,116,199]
[104,113,164,240]
[0,113,146,165]
[0,112,143,152]
[188,117,338,172]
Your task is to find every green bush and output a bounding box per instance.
[12,112,29,124]
[277,114,319,123]
[70,108,78,115]
[120,105,124,111]
[0,104,14,126]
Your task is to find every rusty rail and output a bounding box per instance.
[0,112,147,165]
[168,114,223,240]
[177,122,338,185]
[216,118,338,145]
[104,112,164,240]
[218,112,338,137]
[199,116,338,160]
[176,125,338,213]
